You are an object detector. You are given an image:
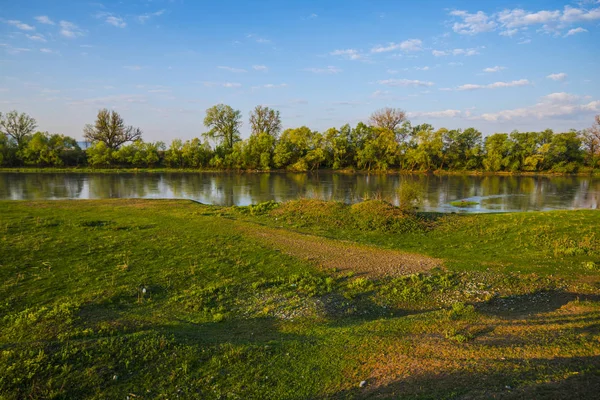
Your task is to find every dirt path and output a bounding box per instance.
[238,223,443,277]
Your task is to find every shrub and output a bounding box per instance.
[397,181,423,213]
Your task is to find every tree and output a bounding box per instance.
[368,107,406,132]
[21,132,81,166]
[203,104,242,149]
[581,115,600,167]
[249,105,282,138]
[83,109,142,150]
[0,110,37,147]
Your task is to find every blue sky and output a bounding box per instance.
[1,0,599,142]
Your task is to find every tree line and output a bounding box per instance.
[1,106,599,173]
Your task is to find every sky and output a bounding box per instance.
[1,0,599,142]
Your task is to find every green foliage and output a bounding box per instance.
[397,180,423,212]
[269,199,425,233]
[450,200,479,207]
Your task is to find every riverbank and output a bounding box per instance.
[1,166,599,177]
[1,199,599,399]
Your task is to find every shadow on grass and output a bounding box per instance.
[474,291,600,318]
[325,355,600,400]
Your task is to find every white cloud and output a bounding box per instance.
[457,79,530,90]
[59,21,84,38]
[106,16,126,28]
[371,39,422,53]
[330,48,363,60]
[518,38,532,44]
[34,16,55,25]
[246,34,271,44]
[203,82,242,88]
[218,66,247,73]
[483,66,506,72]
[547,72,567,81]
[500,29,519,36]
[449,10,497,35]
[565,27,588,36]
[5,20,35,31]
[409,109,462,118]
[304,66,342,74]
[69,94,147,107]
[253,65,268,71]
[377,79,434,87]
[137,10,165,23]
[26,34,46,42]
[432,47,480,56]
[123,65,142,71]
[416,66,430,71]
[475,92,600,121]
[260,83,288,89]
[39,48,56,54]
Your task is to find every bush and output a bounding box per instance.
[397,181,423,212]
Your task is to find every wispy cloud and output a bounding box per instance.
[565,27,588,36]
[246,33,271,44]
[449,10,497,35]
[377,79,434,87]
[432,47,480,56]
[4,20,35,31]
[547,72,567,81]
[40,48,57,54]
[483,66,506,72]
[34,16,55,25]
[68,94,147,107]
[330,48,364,60]
[304,66,342,74]
[474,92,600,121]
[218,66,247,73]
[371,39,422,53]
[253,65,268,71]
[26,34,47,42]
[408,109,462,118]
[137,10,165,23]
[123,65,143,71]
[59,20,84,38]
[106,16,126,28]
[253,83,288,89]
[203,81,242,88]
[457,79,531,90]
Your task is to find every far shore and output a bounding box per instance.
[1,167,599,177]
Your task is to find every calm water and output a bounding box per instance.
[1,172,599,213]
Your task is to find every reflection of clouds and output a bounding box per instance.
[1,172,600,213]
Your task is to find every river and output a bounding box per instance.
[1,172,598,213]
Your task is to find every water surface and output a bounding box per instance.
[1,172,599,213]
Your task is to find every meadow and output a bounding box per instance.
[1,199,599,399]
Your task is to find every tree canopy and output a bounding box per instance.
[0,110,37,147]
[83,109,142,150]
[203,104,242,149]
[249,105,282,138]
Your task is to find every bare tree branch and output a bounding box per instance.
[249,105,282,138]
[368,107,407,132]
[0,110,37,147]
[83,109,142,150]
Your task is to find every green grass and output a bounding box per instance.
[449,200,479,207]
[1,199,599,399]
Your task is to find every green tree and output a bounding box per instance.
[355,127,399,171]
[249,105,282,138]
[443,127,483,170]
[164,139,184,168]
[83,109,142,150]
[86,142,113,167]
[273,126,323,171]
[0,110,37,148]
[580,115,600,167]
[405,126,444,171]
[243,132,275,170]
[203,104,242,149]
[483,133,511,172]
[21,132,81,166]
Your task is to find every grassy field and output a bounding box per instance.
[1,199,599,399]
